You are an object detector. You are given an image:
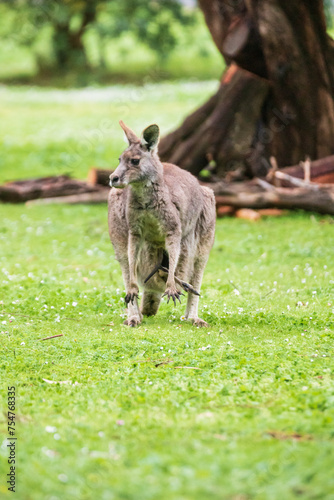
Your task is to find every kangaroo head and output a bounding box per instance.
[109,121,162,188]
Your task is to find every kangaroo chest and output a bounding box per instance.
[130,209,165,245]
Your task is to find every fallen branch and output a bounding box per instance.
[38,334,64,341]
[280,155,334,184]
[273,171,320,189]
[208,180,334,215]
[174,366,201,370]
[0,175,106,203]
[26,190,109,206]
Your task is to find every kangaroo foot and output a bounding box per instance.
[190,317,209,328]
[123,316,141,327]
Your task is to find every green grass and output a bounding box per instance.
[0,84,334,499]
[0,81,217,183]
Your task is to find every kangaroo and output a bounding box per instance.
[108,120,216,327]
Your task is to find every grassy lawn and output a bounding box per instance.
[0,84,334,499]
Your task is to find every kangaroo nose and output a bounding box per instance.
[110,175,119,187]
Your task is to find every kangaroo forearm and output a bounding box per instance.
[128,234,140,286]
[165,236,181,286]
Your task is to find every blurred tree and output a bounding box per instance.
[4,0,194,71]
[324,0,334,27]
[102,0,194,61]
[160,0,334,177]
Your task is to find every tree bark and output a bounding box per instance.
[160,0,334,178]
[159,64,269,177]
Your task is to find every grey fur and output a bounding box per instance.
[108,121,216,327]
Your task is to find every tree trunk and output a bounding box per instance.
[159,64,269,177]
[52,24,88,70]
[51,2,96,71]
[160,0,334,178]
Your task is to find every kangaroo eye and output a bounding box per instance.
[131,158,140,166]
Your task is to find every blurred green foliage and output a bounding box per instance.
[0,0,222,85]
[324,0,334,28]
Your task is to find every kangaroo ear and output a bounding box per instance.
[119,120,139,144]
[141,124,160,151]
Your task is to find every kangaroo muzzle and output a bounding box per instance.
[109,172,124,188]
[109,174,119,187]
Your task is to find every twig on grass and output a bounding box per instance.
[174,366,201,370]
[3,311,34,319]
[155,359,173,367]
[229,280,242,295]
[261,289,275,299]
[38,334,63,341]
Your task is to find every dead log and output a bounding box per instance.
[281,155,334,184]
[0,175,105,203]
[207,180,334,215]
[88,168,113,187]
[26,190,109,206]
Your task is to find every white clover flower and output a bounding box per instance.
[45,426,57,433]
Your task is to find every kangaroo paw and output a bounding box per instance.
[125,285,139,305]
[162,286,183,306]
